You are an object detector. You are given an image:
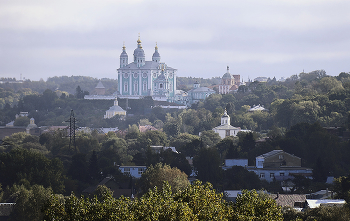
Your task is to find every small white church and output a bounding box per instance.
[104,99,126,119]
[213,109,241,139]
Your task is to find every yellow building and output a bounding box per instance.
[104,99,126,119]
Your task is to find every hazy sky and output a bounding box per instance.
[1,0,349,81]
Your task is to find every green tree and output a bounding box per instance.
[193,147,222,188]
[334,175,350,203]
[68,153,88,183]
[0,148,65,193]
[138,163,189,195]
[8,184,53,221]
[138,130,169,147]
[170,133,199,151]
[233,189,283,221]
[174,180,230,220]
[163,121,180,138]
[101,136,132,165]
[13,116,30,127]
[223,166,261,190]
[199,130,221,147]
[88,150,101,182]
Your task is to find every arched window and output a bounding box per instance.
[124,83,128,92]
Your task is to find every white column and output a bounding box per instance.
[139,71,142,95]
[129,73,132,95]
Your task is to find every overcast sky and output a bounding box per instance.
[1,0,349,81]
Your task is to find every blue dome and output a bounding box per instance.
[120,50,128,57]
[153,51,160,58]
[134,48,145,57]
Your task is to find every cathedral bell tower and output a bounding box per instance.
[120,43,128,68]
[221,109,230,125]
[152,43,161,62]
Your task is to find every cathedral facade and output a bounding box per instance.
[117,38,177,102]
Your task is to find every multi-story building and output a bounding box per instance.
[248,150,313,182]
[117,37,177,102]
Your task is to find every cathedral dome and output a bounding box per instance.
[120,50,128,58]
[222,109,229,118]
[152,44,161,62]
[133,37,145,60]
[152,50,160,58]
[222,72,233,78]
[120,45,128,57]
[222,66,233,79]
[134,47,145,57]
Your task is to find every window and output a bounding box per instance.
[138,167,145,175]
[143,82,147,91]
[133,73,138,78]
[280,173,284,176]
[258,161,263,167]
[134,83,138,92]
[160,83,163,89]
[226,130,230,137]
[279,155,284,160]
[270,173,275,178]
[124,83,128,92]
[123,167,130,175]
[260,173,265,178]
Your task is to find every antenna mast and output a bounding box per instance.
[66,109,78,153]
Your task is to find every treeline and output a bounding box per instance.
[1,120,348,196]
[0,76,118,109]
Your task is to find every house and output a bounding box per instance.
[212,109,241,139]
[307,189,334,199]
[0,203,15,220]
[222,159,248,170]
[247,150,313,182]
[270,193,306,210]
[306,199,346,208]
[82,177,132,198]
[118,166,147,178]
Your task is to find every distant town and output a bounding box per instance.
[0,38,350,220]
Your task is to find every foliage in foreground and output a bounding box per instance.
[42,181,283,221]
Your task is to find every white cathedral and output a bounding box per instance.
[117,37,177,102]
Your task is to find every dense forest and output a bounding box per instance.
[2,70,350,219]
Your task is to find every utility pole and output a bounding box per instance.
[66,109,78,153]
